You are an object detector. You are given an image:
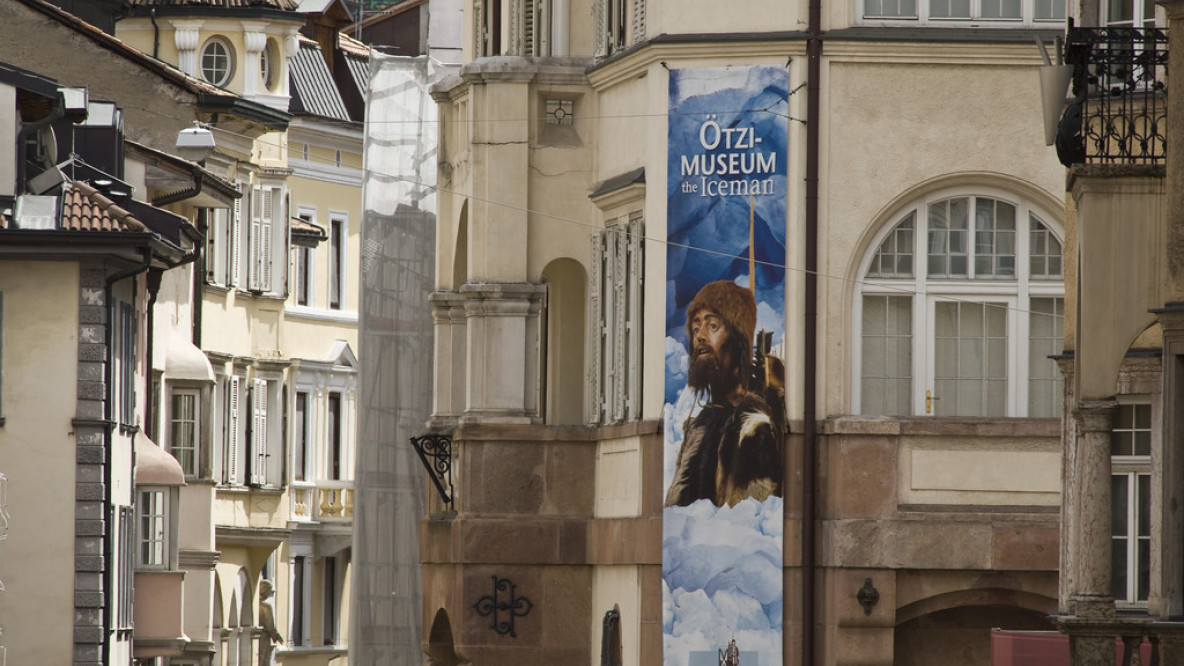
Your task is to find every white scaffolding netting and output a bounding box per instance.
[352,53,444,665]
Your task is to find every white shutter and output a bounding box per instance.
[612,226,628,423]
[631,0,646,44]
[248,188,262,291]
[261,189,274,293]
[231,194,243,288]
[588,232,604,424]
[227,375,241,485]
[626,214,644,421]
[251,378,268,485]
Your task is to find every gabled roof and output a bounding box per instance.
[289,36,350,121]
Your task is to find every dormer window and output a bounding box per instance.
[201,37,235,87]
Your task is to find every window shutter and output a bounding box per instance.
[612,226,628,423]
[231,194,243,288]
[631,0,646,44]
[227,376,241,485]
[626,215,644,421]
[248,187,263,291]
[261,189,274,293]
[588,232,604,424]
[251,378,268,485]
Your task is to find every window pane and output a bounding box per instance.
[171,392,198,476]
[1030,218,1064,280]
[1028,298,1064,418]
[931,0,971,16]
[868,214,915,278]
[1112,403,1152,456]
[934,301,1007,416]
[861,295,913,415]
[1035,0,1066,19]
[866,0,918,16]
[929,199,970,278]
[974,199,1016,278]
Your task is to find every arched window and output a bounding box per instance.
[854,188,1064,418]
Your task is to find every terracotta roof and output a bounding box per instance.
[291,216,327,238]
[125,0,299,9]
[338,32,371,58]
[60,182,149,233]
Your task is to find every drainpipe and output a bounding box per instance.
[102,248,152,665]
[803,0,822,661]
[151,8,160,59]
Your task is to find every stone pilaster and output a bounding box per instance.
[1163,0,1184,301]
[461,283,545,424]
[1069,400,1118,618]
[1152,305,1184,617]
[430,290,468,428]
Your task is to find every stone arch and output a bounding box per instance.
[541,257,587,424]
[426,608,463,666]
[894,588,1057,665]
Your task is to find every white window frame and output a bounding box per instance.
[853,187,1065,418]
[137,488,171,569]
[1112,399,1155,609]
[205,207,234,288]
[292,389,312,483]
[328,212,347,311]
[200,36,235,88]
[858,0,1064,25]
[1103,0,1161,27]
[589,213,643,425]
[168,388,201,477]
[290,550,312,647]
[322,555,340,645]
[294,207,317,308]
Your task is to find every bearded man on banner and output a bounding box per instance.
[665,280,785,508]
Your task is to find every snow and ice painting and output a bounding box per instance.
[664,66,789,666]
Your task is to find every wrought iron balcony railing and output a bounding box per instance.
[1060,24,1168,166]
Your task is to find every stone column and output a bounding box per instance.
[461,282,545,424]
[1070,400,1118,618]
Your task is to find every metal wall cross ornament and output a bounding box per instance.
[473,575,533,637]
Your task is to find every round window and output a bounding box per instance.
[200,37,234,87]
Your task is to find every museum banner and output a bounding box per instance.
[664,65,788,666]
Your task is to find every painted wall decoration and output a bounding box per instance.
[663,65,788,666]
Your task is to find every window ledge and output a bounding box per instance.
[820,415,1060,438]
[284,305,359,324]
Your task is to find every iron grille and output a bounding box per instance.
[1062,24,1168,165]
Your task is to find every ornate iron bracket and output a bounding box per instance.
[473,575,533,637]
[857,578,880,616]
[410,433,454,509]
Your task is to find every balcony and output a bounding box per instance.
[1060,24,1168,166]
[290,480,354,524]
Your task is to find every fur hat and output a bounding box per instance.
[685,280,757,347]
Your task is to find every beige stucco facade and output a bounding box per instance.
[419,0,1071,660]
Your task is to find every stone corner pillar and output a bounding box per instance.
[460,282,546,425]
[430,290,468,422]
[1069,399,1119,619]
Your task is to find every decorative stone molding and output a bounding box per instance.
[171,20,204,77]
